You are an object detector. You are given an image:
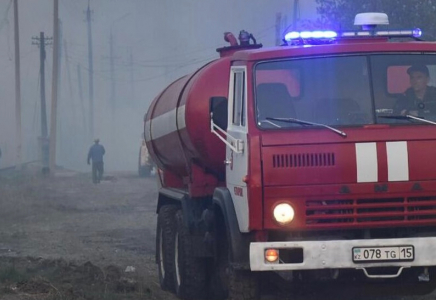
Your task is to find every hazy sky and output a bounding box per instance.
[0,0,317,171]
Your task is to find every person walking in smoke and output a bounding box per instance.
[87,138,105,184]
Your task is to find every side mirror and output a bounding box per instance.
[210,96,228,130]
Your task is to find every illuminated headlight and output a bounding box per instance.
[273,203,295,225]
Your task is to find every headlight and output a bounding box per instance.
[273,203,295,225]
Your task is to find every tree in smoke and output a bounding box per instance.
[298,0,436,40]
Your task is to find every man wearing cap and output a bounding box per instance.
[87,138,106,184]
[394,64,436,117]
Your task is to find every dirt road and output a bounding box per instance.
[0,166,434,300]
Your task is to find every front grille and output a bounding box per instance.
[306,196,436,226]
[272,153,335,168]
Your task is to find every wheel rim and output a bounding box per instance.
[158,227,165,278]
[175,232,181,287]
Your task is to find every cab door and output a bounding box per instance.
[226,67,249,232]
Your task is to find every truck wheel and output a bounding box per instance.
[174,209,207,299]
[207,211,228,300]
[156,205,178,291]
[210,211,259,300]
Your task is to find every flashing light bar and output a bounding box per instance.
[284,30,337,41]
[284,28,422,43]
[375,28,422,37]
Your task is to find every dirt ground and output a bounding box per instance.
[0,165,435,300]
[0,165,178,300]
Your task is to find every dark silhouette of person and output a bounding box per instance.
[394,64,436,117]
[87,139,105,184]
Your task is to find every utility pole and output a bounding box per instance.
[32,32,52,170]
[57,19,63,109]
[13,0,22,169]
[49,0,59,173]
[64,39,77,159]
[109,29,115,119]
[293,0,300,29]
[57,18,64,165]
[109,12,130,112]
[130,49,135,105]
[77,64,87,133]
[275,12,282,46]
[86,1,94,139]
[64,40,74,108]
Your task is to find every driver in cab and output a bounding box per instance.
[394,64,436,117]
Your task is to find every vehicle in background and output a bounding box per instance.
[138,137,154,177]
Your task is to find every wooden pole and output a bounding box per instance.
[13,0,22,169]
[86,1,94,139]
[49,0,59,173]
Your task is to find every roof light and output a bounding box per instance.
[283,26,422,46]
[284,30,337,42]
[375,29,422,38]
[354,12,389,29]
[413,28,422,38]
[357,31,371,36]
[342,32,356,37]
[285,31,300,39]
[339,28,422,39]
[300,31,312,38]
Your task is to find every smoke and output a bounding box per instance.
[0,0,317,172]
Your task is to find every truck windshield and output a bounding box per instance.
[255,54,436,129]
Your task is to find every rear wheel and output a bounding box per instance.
[174,209,208,299]
[156,205,178,291]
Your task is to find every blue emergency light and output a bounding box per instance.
[284,13,422,45]
[284,28,422,45]
[284,30,337,40]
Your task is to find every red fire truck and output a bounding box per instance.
[144,13,436,299]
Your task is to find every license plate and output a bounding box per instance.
[352,245,414,263]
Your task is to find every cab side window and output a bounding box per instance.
[232,71,245,126]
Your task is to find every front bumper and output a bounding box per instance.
[250,237,436,271]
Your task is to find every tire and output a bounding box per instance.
[156,205,178,291]
[207,211,229,300]
[174,209,208,299]
[209,210,259,300]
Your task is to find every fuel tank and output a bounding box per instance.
[144,56,231,178]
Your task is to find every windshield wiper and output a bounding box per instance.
[379,114,436,125]
[266,117,347,137]
[258,119,282,128]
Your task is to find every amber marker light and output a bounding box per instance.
[265,249,279,263]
